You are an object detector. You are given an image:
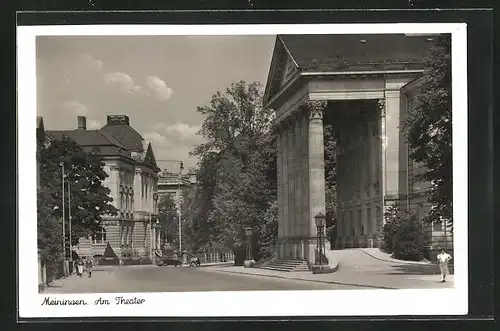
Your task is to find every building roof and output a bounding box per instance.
[279,34,432,73]
[45,129,132,159]
[99,115,145,152]
[43,115,160,172]
[264,33,435,106]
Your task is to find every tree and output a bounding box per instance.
[258,200,278,259]
[382,202,424,261]
[324,123,338,245]
[38,136,118,262]
[404,35,452,229]
[191,81,277,261]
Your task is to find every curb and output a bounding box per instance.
[214,269,395,290]
[360,249,432,266]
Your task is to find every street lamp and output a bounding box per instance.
[243,226,255,268]
[314,212,326,266]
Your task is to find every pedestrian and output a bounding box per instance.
[86,257,94,278]
[437,248,452,283]
[77,258,84,278]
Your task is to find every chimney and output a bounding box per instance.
[77,116,87,130]
[107,115,130,126]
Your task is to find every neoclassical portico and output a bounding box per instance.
[265,34,433,265]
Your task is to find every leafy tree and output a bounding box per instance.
[191,81,277,261]
[324,123,338,245]
[38,136,118,262]
[382,202,424,261]
[37,187,64,265]
[404,35,452,229]
[257,200,278,259]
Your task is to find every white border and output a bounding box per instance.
[18,23,468,318]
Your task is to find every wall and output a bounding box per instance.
[335,100,382,249]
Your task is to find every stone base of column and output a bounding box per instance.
[278,237,313,261]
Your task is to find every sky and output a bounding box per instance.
[36,35,276,172]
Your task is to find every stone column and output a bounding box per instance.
[294,113,303,259]
[287,118,295,258]
[276,126,283,259]
[282,123,289,257]
[301,108,310,248]
[130,223,134,250]
[305,100,327,264]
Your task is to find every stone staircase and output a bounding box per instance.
[258,259,310,272]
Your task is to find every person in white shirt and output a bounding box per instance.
[437,249,452,283]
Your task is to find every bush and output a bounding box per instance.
[383,202,424,261]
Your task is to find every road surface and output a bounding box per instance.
[44,264,361,293]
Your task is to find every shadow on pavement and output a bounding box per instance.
[376,263,455,276]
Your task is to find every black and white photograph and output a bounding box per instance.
[18,23,468,318]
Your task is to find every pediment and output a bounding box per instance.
[263,36,300,106]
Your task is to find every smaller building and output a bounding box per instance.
[157,169,196,244]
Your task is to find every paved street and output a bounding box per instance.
[43,249,453,293]
[43,264,358,293]
[44,260,452,294]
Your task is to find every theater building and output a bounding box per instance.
[264,34,452,264]
[45,115,161,261]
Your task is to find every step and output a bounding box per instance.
[259,259,310,272]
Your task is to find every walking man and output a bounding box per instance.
[437,248,452,283]
[86,257,94,278]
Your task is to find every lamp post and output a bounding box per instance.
[314,212,326,266]
[243,226,255,268]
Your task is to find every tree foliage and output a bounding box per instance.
[324,123,338,245]
[382,202,424,261]
[404,35,452,229]
[38,137,118,262]
[189,81,277,261]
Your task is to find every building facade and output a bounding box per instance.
[157,169,196,245]
[264,34,452,264]
[45,115,161,261]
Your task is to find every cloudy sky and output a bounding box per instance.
[36,35,276,172]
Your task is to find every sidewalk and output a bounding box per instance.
[201,265,454,290]
[42,267,119,293]
[359,248,432,265]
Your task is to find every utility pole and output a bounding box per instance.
[60,162,66,260]
[178,161,184,263]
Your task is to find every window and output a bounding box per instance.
[358,210,363,235]
[92,227,107,244]
[433,219,443,232]
[350,211,353,235]
[341,211,346,236]
[366,207,372,234]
